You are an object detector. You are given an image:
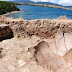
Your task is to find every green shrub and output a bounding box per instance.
[0,1,20,15]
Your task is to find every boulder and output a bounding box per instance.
[0,24,13,41]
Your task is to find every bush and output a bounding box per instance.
[0,1,20,15]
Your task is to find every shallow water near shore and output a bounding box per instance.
[8,5,72,20]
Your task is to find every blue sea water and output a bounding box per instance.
[8,5,72,20]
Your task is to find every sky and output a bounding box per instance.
[30,0,72,6]
[0,0,72,6]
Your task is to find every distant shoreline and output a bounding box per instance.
[2,11,21,16]
[14,2,72,10]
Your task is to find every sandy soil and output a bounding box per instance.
[2,11,21,16]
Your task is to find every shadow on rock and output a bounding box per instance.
[0,24,14,42]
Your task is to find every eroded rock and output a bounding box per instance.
[0,16,72,72]
[18,60,26,67]
[23,68,30,72]
[0,24,14,41]
[8,65,16,71]
[0,47,4,58]
[34,32,72,72]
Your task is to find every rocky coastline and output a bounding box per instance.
[14,2,72,10]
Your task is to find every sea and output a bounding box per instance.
[8,5,72,20]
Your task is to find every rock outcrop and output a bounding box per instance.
[0,16,72,72]
[0,24,13,41]
[34,32,72,71]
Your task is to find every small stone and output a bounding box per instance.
[23,68,30,72]
[27,52,32,59]
[8,65,16,71]
[18,60,26,67]
[28,52,31,56]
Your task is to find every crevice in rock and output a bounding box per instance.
[54,41,57,55]
[47,43,56,56]
[63,33,68,52]
[0,47,4,58]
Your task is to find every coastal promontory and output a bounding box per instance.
[0,1,20,15]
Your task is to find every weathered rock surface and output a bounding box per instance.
[0,24,13,41]
[34,33,72,72]
[8,16,72,39]
[1,15,72,39]
[0,16,72,72]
